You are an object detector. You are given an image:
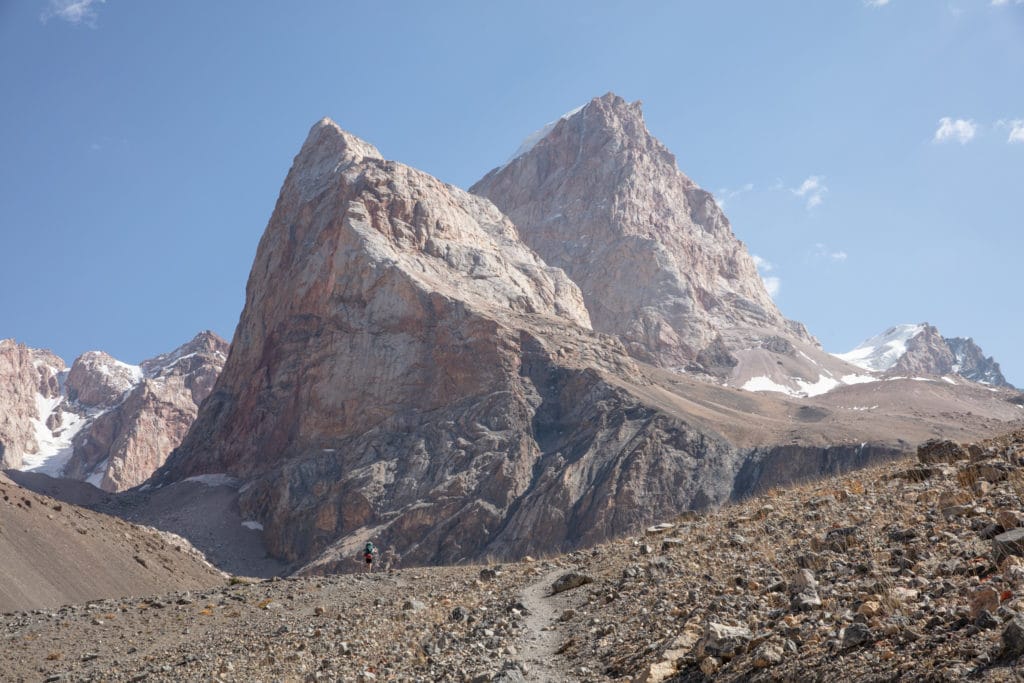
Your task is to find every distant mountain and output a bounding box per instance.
[0,332,228,491]
[835,323,1014,388]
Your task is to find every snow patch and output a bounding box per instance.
[241,520,264,531]
[741,376,800,397]
[85,460,109,488]
[20,394,88,476]
[841,374,877,385]
[183,473,240,488]
[942,376,958,385]
[795,375,841,397]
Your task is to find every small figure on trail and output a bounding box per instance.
[363,541,377,572]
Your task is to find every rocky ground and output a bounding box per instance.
[6,429,1024,681]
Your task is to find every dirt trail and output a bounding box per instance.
[516,568,583,682]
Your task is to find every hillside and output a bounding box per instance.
[0,473,225,613]
[6,429,1024,681]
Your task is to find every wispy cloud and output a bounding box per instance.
[991,0,1024,6]
[41,0,106,26]
[714,183,754,211]
[933,117,977,144]
[865,0,891,6]
[751,254,780,298]
[792,176,828,210]
[1003,120,1024,144]
[814,243,848,262]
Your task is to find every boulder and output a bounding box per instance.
[994,528,1024,562]
[551,573,593,595]
[916,439,969,465]
[697,622,753,660]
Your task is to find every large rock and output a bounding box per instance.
[697,622,753,660]
[917,439,969,465]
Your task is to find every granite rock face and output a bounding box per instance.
[471,93,815,375]
[155,119,761,570]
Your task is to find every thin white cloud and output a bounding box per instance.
[933,117,977,144]
[791,176,828,210]
[865,0,891,6]
[714,183,754,211]
[1006,120,1024,144]
[751,254,780,298]
[814,243,848,262]
[41,0,106,26]
[991,0,1024,5]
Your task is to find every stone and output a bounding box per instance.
[916,439,969,465]
[699,657,720,676]
[661,538,684,551]
[752,639,784,668]
[402,599,426,612]
[637,660,676,683]
[994,528,1024,562]
[1001,615,1024,658]
[857,601,882,618]
[997,510,1024,531]
[825,526,859,552]
[698,622,753,660]
[841,623,875,649]
[970,588,1000,620]
[551,573,593,595]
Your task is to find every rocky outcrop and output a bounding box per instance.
[65,351,142,409]
[0,340,64,469]
[62,332,229,491]
[0,333,227,492]
[470,93,816,376]
[889,324,957,378]
[945,336,1013,388]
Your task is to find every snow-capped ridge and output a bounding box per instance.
[504,103,586,165]
[834,323,926,372]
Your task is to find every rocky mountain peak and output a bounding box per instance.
[290,118,383,202]
[471,93,815,374]
[945,337,1013,388]
[836,322,1014,388]
[65,350,142,410]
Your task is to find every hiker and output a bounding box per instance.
[363,541,377,572]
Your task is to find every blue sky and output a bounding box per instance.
[1,1,1022,384]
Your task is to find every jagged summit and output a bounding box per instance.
[472,93,835,391]
[836,323,1014,388]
